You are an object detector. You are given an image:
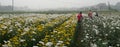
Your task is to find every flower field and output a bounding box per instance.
[76,15,120,47]
[0,13,120,47]
[0,14,76,47]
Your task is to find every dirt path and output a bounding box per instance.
[69,14,88,47]
[69,21,84,47]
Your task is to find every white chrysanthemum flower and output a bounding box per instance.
[65,25,68,27]
[3,22,11,25]
[116,27,120,29]
[117,44,120,46]
[105,34,108,36]
[21,32,27,35]
[32,31,36,34]
[93,29,99,35]
[58,41,63,44]
[90,37,92,39]
[7,41,10,43]
[45,42,53,47]
[111,27,114,29]
[7,29,13,33]
[81,40,84,42]
[4,40,7,44]
[29,18,33,22]
[93,25,98,28]
[53,30,57,33]
[90,43,97,47]
[85,35,89,38]
[103,23,106,28]
[39,41,44,45]
[20,39,25,42]
[2,25,7,29]
[86,33,89,35]
[10,29,13,32]
[15,22,21,26]
[24,27,30,31]
[32,38,36,41]
[2,44,8,47]
[56,43,62,46]
[51,35,54,37]
[98,39,102,41]
[102,42,108,45]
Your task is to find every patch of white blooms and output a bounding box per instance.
[80,15,120,47]
[45,42,53,47]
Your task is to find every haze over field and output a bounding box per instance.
[0,0,120,9]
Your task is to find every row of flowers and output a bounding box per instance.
[0,14,72,47]
[36,15,77,47]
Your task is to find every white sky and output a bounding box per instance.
[0,0,120,9]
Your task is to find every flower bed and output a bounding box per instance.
[0,14,72,47]
[36,15,76,47]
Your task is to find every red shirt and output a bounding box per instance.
[77,14,83,21]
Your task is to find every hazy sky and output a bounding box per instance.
[0,0,120,9]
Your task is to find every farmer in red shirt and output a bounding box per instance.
[88,10,93,19]
[77,12,83,23]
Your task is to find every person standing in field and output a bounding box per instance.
[88,10,93,19]
[77,12,83,23]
